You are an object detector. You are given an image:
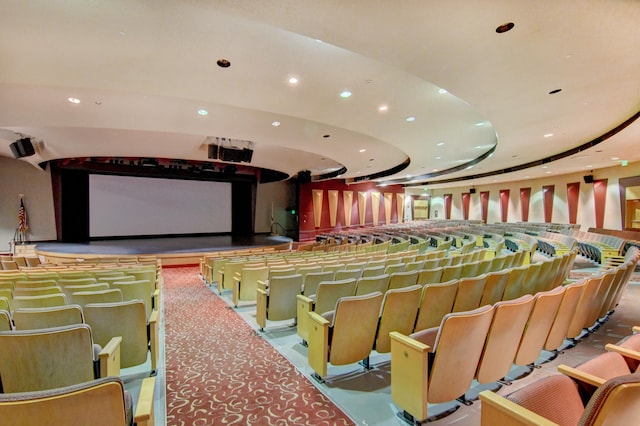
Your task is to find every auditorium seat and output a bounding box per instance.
[374,285,422,354]
[111,279,155,319]
[558,351,638,396]
[217,259,246,294]
[440,264,463,282]
[502,264,529,300]
[70,289,123,307]
[475,295,534,386]
[360,265,386,278]
[0,324,120,392]
[12,305,84,330]
[84,300,159,375]
[416,267,443,285]
[13,293,67,310]
[0,309,12,331]
[544,280,586,354]
[62,283,110,299]
[232,265,269,308]
[451,275,487,313]
[355,274,391,296]
[388,270,419,290]
[413,280,458,332]
[390,304,495,423]
[334,269,362,281]
[13,286,63,297]
[479,269,510,306]
[479,372,640,426]
[296,278,357,344]
[384,263,406,275]
[14,279,58,289]
[256,273,303,332]
[308,292,383,381]
[302,270,335,297]
[565,275,604,342]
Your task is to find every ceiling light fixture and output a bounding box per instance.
[197,109,208,116]
[438,88,448,94]
[437,142,445,146]
[548,88,562,94]
[544,133,554,138]
[216,59,231,68]
[405,116,416,122]
[378,105,389,112]
[288,76,299,85]
[68,97,80,104]
[359,149,366,153]
[271,121,281,127]
[339,90,352,98]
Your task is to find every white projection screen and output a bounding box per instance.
[89,175,232,237]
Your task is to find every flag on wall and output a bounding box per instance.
[18,198,28,233]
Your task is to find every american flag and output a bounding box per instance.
[18,198,28,233]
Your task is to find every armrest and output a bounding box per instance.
[633,326,640,334]
[557,364,606,388]
[256,288,268,331]
[99,336,123,378]
[296,294,315,342]
[133,376,156,426]
[149,310,159,373]
[390,331,431,423]
[478,390,558,426]
[152,288,160,311]
[605,343,640,361]
[257,279,268,291]
[308,312,330,378]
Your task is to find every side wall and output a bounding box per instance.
[417,162,639,230]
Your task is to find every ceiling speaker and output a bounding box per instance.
[583,175,594,184]
[298,170,312,184]
[207,144,219,159]
[219,146,245,162]
[10,138,35,158]
[470,188,476,194]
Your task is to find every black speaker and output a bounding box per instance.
[219,146,245,162]
[470,188,476,194]
[241,148,253,163]
[583,175,594,184]
[207,144,219,159]
[298,170,312,184]
[10,138,35,158]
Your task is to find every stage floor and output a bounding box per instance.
[34,234,293,265]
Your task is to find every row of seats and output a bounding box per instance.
[389,248,638,423]
[479,325,640,425]
[301,251,578,383]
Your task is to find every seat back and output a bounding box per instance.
[266,274,303,321]
[13,293,67,310]
[0,324,96,392]
[451,275,487,312]
[14,279,58,289]
[566,276,604,339]
[355,274,391,296]
[417,267,443,285]
[302,271,335,297]
[479,269,510,306]
[388,270,419,290]
[84,300,148,368]
[476,295,535,384]
[514,286,565,366]
[327,292,384,366]
[428,304,495,403]
[502,265,529,300]
[580,373,640,426]
[440,264,462,282]
[584,270,616,326]
[375,285,422,353]
[0,377,129,426]
[13,286,63,297]
[520,262,543,295]
[544,280,585,351]
[237,266,269,302]
[314,279,357,315]
[62,283,110,298]
[334,269,362,281]
[13,304,84,330]
[361,265,386,278]
[70,289,123,307]
[414,279,459,332]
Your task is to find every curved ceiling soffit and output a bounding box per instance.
[404,110,640,188]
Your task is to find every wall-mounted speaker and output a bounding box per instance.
[10,138,35,158]
[207,144,219,159]
[470,188,476,194]
[219,146,246,162]
[583,175,594,184]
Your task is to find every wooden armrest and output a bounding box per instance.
[390,331,431,423]
[308,311,330,378]
[633,326,640,334]
[605,343,640,361]
[152,288,160,310]
[479,390,558,426]
[257,280,268,291]
[557,364,606,388]
[149,310,159,373]
[99,336,123,378]
[133,376,156,426]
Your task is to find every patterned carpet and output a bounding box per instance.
[163,266,354,425]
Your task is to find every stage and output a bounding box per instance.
[33,234,294,266]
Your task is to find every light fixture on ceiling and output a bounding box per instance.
[272,121,281,127]
[405,116,416,122]
[197,109,208,116]
[496,22,515,33]
[217,59,231,68]
[68,97,80,104]
[339,90,352,98]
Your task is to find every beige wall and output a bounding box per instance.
[0,157,57,250]
[409,162,640,231]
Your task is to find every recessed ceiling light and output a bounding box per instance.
[475,121,486,126]
[405,116,416,122]
[541,165,548,169]
[272,121,281,127]
[611,156,619,160]
[438,88,448,94]
[496,22,515,33]
[548,88,562,94]
[68,97,80,104]
[435,156,441,160]
[433,168,439,172]
[216,59,231,68]
[544,133,554,138]
[359,149,366,153]
[197,109,208,116]
[288,76,299,85]
[546,171,553,174]
[339,90,352,98]
[436,142,445,146]
[378,105,389,112]
[586,165,593,168]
